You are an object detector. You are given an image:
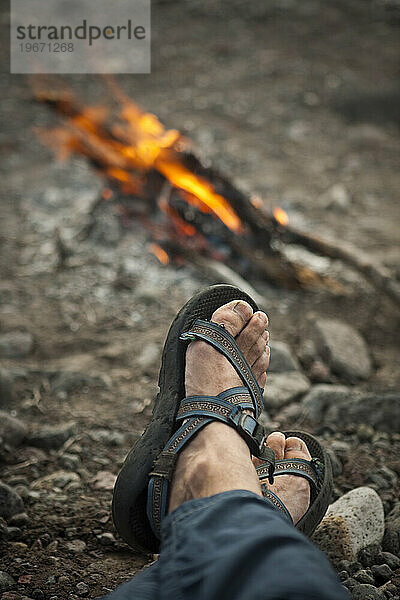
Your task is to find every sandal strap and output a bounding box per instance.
[148,387,275,539]
[180,319,264,418]
[261,486,293,523]
[148,416,212,538]
[257,458,322,493]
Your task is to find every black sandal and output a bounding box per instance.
[257,431,332,537]
[112,284,274,553]
[112,285,331,552]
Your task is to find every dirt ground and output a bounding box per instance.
[1,1,400,598]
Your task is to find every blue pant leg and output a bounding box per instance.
[158,490,350,600]
[103,490,350,600]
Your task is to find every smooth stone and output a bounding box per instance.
[0,331,33,358]
[268,341,300,373]
[27,422,76,450]
[0,412,27,447]
[313,487,384,566]
[0,483,24,520]
[0,572,15,593]
[264,372,311,409]
[309,318,372,382]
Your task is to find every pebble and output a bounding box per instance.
[27,423,77,450]
[0,572,15,593]
[97,532,115,546]
[263,372,311,409]
[59,454,80,470]
[350,583,385,600]
[358,544,381,568]
[371,564,392,583]
[51,371,102,396]
[32,471,81,491]
[75,583,89,597]
[8,513,29,527]
[313,487,384,566]
[354,570,375,585]
[308,318,372,382]
[0,331,33,358]
[0,413,27,447]
[65,539,86,554]
[268,341,300,373]
[0,483,24,519]
[91,471,116,491]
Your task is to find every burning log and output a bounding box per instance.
[33,84,399,306]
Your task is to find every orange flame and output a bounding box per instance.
[35,84,243,235]
[149,243,170,265]
[273,207,289,226]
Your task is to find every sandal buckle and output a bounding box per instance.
[229,409,267,460]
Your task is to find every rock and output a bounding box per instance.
[8,513,29,527]
[97,532,115,546]
[75,582,89,597]
[0,483,24,519]
[0,413,27,447]
[350,584,385,600]
[31,471,81,490]
[88,429,125,446]
[312,487,384,566]
[0,572,15,593]
[91,471,116,491]
[301,385,353,423]
[263,372,310,409]
[0,331,33,358]
[59,453,80,470]
[354,570,375,585]
[65,539,86,554]
[377,552,400,570]
[358,544,381,568]
[0,369,14,406]
[268,341,300,373]
[371,564,392,584]
[308,318,372,382]
[27,422,76,450]
[357,424,375,443]
[383,502,400,554]
[301,386,400,433]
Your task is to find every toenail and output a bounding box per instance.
[232,301,251,321]
[286,439,303,451]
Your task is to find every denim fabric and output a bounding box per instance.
[103,490,350,600]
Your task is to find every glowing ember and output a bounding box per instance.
[149,243,170,265]
[273,206,289,226]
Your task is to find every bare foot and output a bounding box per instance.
[169,300,269,512]
[264,432,311,524]
[168,299,311,526]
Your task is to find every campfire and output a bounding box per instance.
[34,80,400,305]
